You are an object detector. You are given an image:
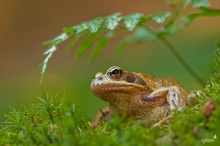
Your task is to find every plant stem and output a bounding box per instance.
[160,37,205,86]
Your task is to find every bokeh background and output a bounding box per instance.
[0,0,219,121]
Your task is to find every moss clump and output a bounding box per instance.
[1,48,220,145]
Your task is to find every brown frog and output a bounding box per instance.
[90,66,189,128]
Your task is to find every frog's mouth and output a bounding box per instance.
[90,82,139,103]
[90,81,148,99]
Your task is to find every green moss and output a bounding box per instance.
[1,46,220,145]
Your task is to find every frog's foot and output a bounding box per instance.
[167,87,180,110]
[151,115,173,129]
[92,107,111,129]
[148,86,181,110]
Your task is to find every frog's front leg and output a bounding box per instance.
[92,107,111,129]
[147,86,183,110]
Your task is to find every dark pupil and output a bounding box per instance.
[112,69,119,74]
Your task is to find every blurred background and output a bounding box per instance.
[0,0,219,121]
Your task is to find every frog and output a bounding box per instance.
[90,66,189,128]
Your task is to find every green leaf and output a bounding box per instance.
[42,39,52,46]
[75,31,101,60]
[63,27,75,35]
[87,17,104,33]
[50,33,69,45]
[66,35,80,53]
[152,12,171,24]
[179,15,197,29]
[89,32,112,61]
[40,45,57,84]
[105,12,122,30]
[73,22,88,33]
[199,7,220,16]
[123,13,143,31]
[46,32,70,46]
[192,0,210,7]
[181,7,220,28]
[35,95,47,105]
[182,0,192,8]
[134,27,158,41]
[43,45,57,56]
[165,0,191,29]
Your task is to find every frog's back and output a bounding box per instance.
[137,72,188,95]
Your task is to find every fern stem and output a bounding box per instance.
[159,37,205,86]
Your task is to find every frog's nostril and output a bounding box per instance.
[97,76,103,80]
[95,72,104,78]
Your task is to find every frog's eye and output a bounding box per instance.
[107,66,123,79]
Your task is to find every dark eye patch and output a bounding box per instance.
[124,73,148,87]
[108,68,122,79]
[111,69,120,74]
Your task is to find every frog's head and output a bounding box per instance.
[90,66,151,103]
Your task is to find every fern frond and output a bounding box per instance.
[192,0,210,7]
[105,13,122,30]
[40,0,220,84]
[123,13,143,31]
[152,12,171,24]
[75,31,102,60]
[90,32,113,61]
[40,45,56,85]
